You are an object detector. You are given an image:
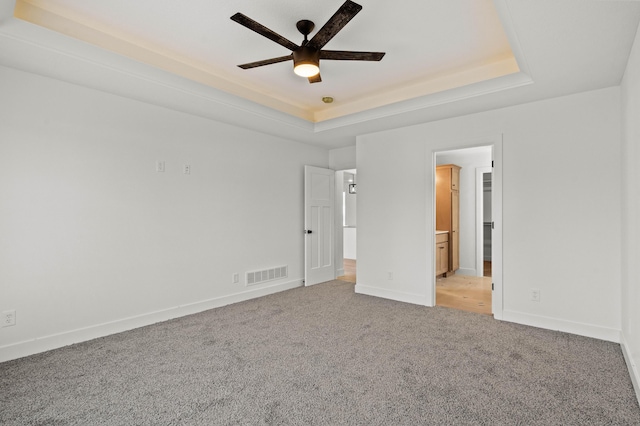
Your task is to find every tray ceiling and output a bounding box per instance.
[2,1,640,148]
[12,0,519,122]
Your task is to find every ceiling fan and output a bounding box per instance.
[230,0,385,84]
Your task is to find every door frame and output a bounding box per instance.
[430,135,503,319]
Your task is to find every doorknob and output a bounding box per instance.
[305,230,313,234]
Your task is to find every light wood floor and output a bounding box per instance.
[338,259,492,316]
[436,273,492,315]
[337,259,356,283]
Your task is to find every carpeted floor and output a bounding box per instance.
[1,280,639,425]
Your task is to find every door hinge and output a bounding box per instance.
[491,221,494,229]
[492,283,494,291]
[491,160,494,167]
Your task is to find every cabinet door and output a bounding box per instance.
[436,242,449,276]
[451,167,460,190]
[451,190,459,271]
[435,168,451,232]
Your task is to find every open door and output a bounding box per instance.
[304,165,335,286]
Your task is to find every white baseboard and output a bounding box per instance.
[621,333,640,405]
[336,268,345,277]
[0,279,303,363]
[501,309,621,343]
[355,284,429,306]
[457,268,476,276]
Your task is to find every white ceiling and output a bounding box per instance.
[1,1,640,148]
[9,0,519,121]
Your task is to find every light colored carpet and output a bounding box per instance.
[1,280,639,425]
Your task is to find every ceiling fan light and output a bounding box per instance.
[294,63,320,77]
[293,47,320,77]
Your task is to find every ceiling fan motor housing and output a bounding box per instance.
[293,46,320,76]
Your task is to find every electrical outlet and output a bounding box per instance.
[156,160,165,173]
[531,288,541,302]
[232,273,239,284]
[183,164,191,175]
[2,310,16,327]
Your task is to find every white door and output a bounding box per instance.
[304,165,335,286]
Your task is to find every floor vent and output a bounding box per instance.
[246,266,287,286]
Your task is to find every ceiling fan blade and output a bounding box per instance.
[320,50,385,61]
[238,54,293,69]
[307,0,362,50]
[308,73,322,84]
[231,13,299,51]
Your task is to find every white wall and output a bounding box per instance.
[344,173,357,227]
[0,66,328,361]
[343,228,357,260]
[357,87,621,342]
[329,146,356,171]
[343,172,357,260]
[621,20,640,401]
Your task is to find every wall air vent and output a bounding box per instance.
[246,266,287,286]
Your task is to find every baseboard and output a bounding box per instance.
[621,333,640,405]
[457,268,476,276]
[0,279,303,363]
[336,268,345,277]
[501,309,621,343]
[355,284,429,306]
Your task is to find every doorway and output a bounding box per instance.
[433,146,493,315]
[338,169,357,283]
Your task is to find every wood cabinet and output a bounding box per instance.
[435,232,449,276]
[436,164,461,276]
